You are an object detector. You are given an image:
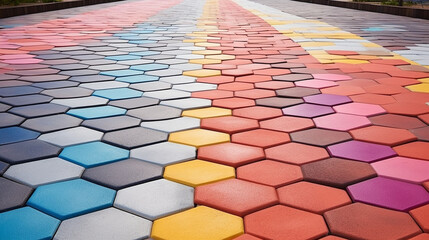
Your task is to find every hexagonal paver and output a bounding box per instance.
[0,127,40,145]
[144,89,190,100]
[237,160,303,187]
[9,103,69,118]
[266,143,329,165]
[304,94,352,106]
[314,113,371,131]
[195,178,278,216]
[82,115,141,132]
[0,177,33,212]
[131,142,195,166]
[232,129,290,148]
[140,117,200,133]
[350,125,416,146]
[282,104,334,118]
[324,203,421,240]
[198,142,264,167]
[410,204,429,232]
[169,129,230,148]
[151,206,243,240]
[183,69,220,77]
[54,208,152,240]
[245,205,328,240]
[52,96,108,108]
[260,116,314,132]
[348,177,429,211]
[201,116,259,134]
[93,88,143,100]
[0,207,60,240]
[278,182,351,214]
[4,158,84,187]
[182,107,231,119]
[42,87,93,99]
[301,158,376,188]
[60,141,129,168]
[38,127,103,147]
[27,179,115,220]
[102,127,168,149]
[99,69,143,77]
[164,160,235,187]
[67,106,126,120]
[21,114,82,133]
[127,105,181,121]
[393,141,429,161]
[372,157,429,183]
[114,179,194,220]
[109,96,159,109]
[328,140,397,162]
[334,102,386,116]
[0,112,24,127]
[290,128,352,147]
[0,139,61,164]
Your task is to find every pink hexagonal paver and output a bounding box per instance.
[314,113,371,131]
[328,140,396,163]
[371,157,429,183]
[334,103,386,116]
[282,104,334,118]
[347,177,429,211]
[312,74,352,81]
[304,94,352,106]
[295,80,338,89]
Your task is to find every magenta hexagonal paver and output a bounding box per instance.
[334,102,386,116]
[328,140,396,162]
[314,113,371,131]
[282,104,334,118]
[347,177,429,211]
[304,94,352,106]
[312,74,352,81]
[372,157,429,183]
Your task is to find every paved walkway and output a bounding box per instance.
[0,0,428,239]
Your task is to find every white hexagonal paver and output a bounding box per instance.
[140,117,200,133]
[51,96,108,108]
[131,141,196,166]
[114,179,194,220]
[161,98,211,110]
[172,82,217,92]
[54,208,152,240]
[4,158,84,187]
[38,127,103,147]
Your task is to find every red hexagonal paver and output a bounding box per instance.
[410,204,429,232]
[232,129,290,148]
[198,142,265,167]
[350,125,417,146]
[201,116,259,134]
[233,106,282,120]
[260,116,314,132]
[394,141,429,161]
[265,143,329,165]
[195,179,278,217]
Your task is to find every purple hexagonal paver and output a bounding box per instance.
[303,94,352,106]
[328,140,396,162]
[347,177,429,211]
[282,104,334,118]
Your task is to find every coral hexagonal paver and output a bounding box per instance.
[410,204,429,232]
[328,140,396,162]
[237,160,303,187]
[347,177,429,211]
[201,116,259,134]
[277,181,351,214]
[195,178,278,217]
[232,129,290,148]
[266,143,329,165]
[324,203,421,240]
[350,125,416,146]
[394,141,429,161]
[233,106,283,120]
[198,142,265,167]
[245,205,329,240]
[372,157,429,183]
[260,116,314,132]
[151,206,243,240]
[27,179,115,220]
[164,160,235,187]
[169,129,230,148]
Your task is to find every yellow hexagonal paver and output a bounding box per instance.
[151,206,243,240]
[169,129,230,148]
[164,160,235,187]
[419,78,429,83]
[182,107,231,119]
[189,58,221,64]
[183,69,221,77]
[406,83,429,93]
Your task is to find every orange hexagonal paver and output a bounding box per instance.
[213,97,255,109]
[260,116,314,132]
[254,81,294,90]
[410,204,429,232]
[232,129,290,148]
[236,75,272,83]
[233,106,282,120]
[265,143,329,165]
[219,82,254,91]
[234,89,276,99]
[195,179,278,217]
[197,75,234,84]
[408,234,429,240]
[245,205,329,240]
[201,116,259,134]
[382,102,429,116]
[237,160,303,187]
[198,142,265,167]
[350,125,417,146]
[277,181,351,214]
[324,203,421,240]
[394,141,429,161]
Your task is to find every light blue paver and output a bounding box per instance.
[67,106,126,119]
[93,88,143,100]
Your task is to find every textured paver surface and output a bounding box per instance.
[0,0,429,239]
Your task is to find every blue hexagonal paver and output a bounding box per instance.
[67,106,126,120]
[130,63,169,71]
[60,141,129,168]
[105,55,141,61]
[0,127,40,145]
[27,179,115,220]
[93,88,143,100]
[100,69,144,77]
[129,40,156,44]
[0,207,60,240]
[116,75,159,83]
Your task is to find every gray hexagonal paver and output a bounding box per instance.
[172,83,217,92]
[38,127,103,147]
[131,142,196,166]
[102,127,168,149]
[54,208,152,240]
[52,96,108,108]
[127,105,182,121]
[114,179,194,220]
[143,89,191,100]
[140,117,200,133]
[161,98,211,110]
[4,158,84,187]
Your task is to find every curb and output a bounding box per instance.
[293,0,429,19]
[0,0,123,19]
